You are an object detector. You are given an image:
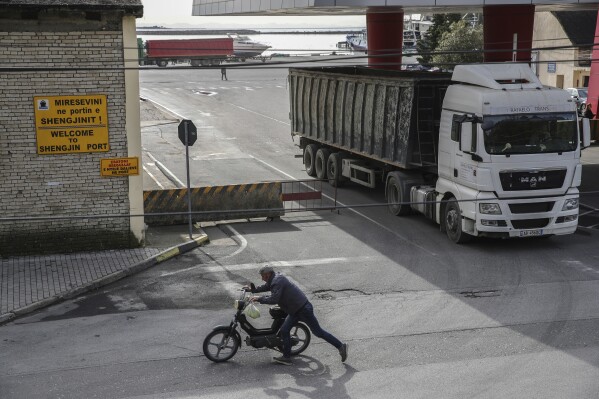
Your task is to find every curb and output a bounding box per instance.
[0,234,209,326]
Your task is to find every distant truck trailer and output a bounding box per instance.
[139,38,234,67]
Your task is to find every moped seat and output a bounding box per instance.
[269,306,287,319]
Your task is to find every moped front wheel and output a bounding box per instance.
[203,328,240,362]
[289,322,311,356]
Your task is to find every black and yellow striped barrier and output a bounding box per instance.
[143,182,284,225]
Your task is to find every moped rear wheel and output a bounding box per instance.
[289,322,311,356]
[203,328,240,362]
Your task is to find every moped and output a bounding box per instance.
[203,288,311,362]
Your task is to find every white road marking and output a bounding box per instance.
[223,224,247,259]
[142,165,165,189]
[160,256,374,277]
[220,103,289,126]
[145,151,185,188]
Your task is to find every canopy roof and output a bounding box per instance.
[192,0,598,16]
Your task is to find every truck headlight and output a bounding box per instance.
[562,198,579,211]
[479,203,502,215]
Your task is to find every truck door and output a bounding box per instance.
[456,118,478,190]
[437,112,460,182]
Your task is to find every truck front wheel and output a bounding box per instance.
[303,144,319,177]
[444,199,471,244]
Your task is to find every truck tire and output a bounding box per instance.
[315,148,330,180]
[327,152,347,187]
[386,173,412,216]
[157,60,168,68]
[444,198,471,244]
[191,60,200,67]
[303,144,319,177]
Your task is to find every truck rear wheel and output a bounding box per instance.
[386,174,412,216]
[327,152,346,187]
[303,144,319,177]
[315,148,330,180]
[157,60,168,68]
[444,198,471,244]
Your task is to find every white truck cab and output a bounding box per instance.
[432,63,591,242]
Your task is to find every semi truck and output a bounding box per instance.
[289,63,591,243]
[138,38,234,67]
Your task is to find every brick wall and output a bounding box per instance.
[0,11,140,255]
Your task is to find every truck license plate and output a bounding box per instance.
[519,229,543,237]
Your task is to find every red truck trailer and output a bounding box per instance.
[142,38,234,67]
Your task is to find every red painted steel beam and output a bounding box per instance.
[281,191,322,202]
[587,10,599,118]
[366,10,404,70]
[483,5,535,63]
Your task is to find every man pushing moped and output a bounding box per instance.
[245,265,348,365]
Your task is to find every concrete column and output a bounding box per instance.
[587,10,599,117]
[122,15,145,244]
[483,5,535,63]
[366,10,404,70]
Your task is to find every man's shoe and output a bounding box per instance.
[339,343,348,362]
[273,356,292,365]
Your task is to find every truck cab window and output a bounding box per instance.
[451,115,461,142]
[482,112,577,155]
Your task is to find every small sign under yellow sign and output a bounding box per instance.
[34,94,109,154]
[101,157,139,177]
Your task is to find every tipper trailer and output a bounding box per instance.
[289,64,591,243]
[139,38,234,67]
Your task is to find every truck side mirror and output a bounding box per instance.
[582,118,591,148]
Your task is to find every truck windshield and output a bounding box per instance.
[482,113,578,155]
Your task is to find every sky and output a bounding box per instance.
[139,0,365,29]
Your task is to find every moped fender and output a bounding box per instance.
[211,325,242,344]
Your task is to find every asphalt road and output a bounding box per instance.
[1,57,599,398]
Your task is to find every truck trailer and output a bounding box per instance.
[139,38,234,67]
[289,64,591,243]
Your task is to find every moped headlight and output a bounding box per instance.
[479,203,502,215]
[562,198,579,211]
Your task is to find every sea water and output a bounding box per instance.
[136,32,354,56]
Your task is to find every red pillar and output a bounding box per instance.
[587,10,599,117]
[483,5,535,63]
[366,10,404,70]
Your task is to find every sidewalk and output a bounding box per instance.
[0,226,208,325]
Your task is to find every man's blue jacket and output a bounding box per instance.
[253,272,308,315]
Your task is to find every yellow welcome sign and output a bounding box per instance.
[34,94,109,154]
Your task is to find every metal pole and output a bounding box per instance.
[185,121,193,239]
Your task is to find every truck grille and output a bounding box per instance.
[508,202,555,214]
[499,170,566,191]
[511,219,550,229]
